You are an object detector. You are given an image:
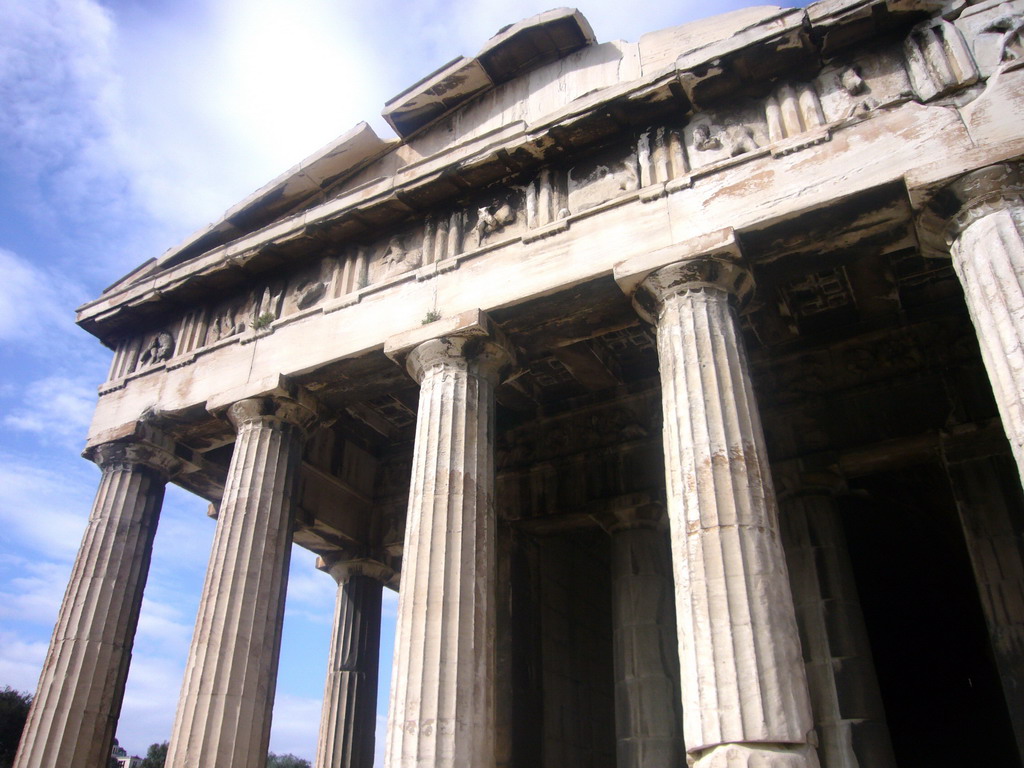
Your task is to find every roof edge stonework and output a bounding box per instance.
[79,0,961,344]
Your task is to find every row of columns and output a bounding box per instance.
[14,160,1024,768]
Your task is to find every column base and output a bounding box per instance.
[691,743,820,768]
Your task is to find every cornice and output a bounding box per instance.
[76,0,953,344]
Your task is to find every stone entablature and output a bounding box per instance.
[84,0,1024,446]
[18,3,1024,768]
[81,0,1010,339]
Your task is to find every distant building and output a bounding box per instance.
[111,745,142,768]
[13,2,1024,767]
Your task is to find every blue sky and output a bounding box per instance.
[0,0,781,762]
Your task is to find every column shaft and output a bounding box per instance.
[950,207,1024,479]
[640,258,817,768]
[945,456,1024,761]
[15,449,165,768]
[316,571,385,768]
[384,334,508,768]
[937,163,1024,483]
[609,522,684,768]
[779,493,896,768]
[167,398,312,768]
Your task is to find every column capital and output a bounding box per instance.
[317,554,396,586]
[83,425,182,479]
[614,228,754,324]
[938,162,1024,240]
[594,500,666,534]
[915,161,1024,256]
[226,395,319,435]
[772,461,846,502]
[384,308,516,385]
[207,373,325,435]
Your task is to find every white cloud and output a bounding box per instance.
[0,453,93,556]
[0,249,86,345]
[135,596,194,651]
[284,546,337,625]
[0,557,71,626]
[116,651,188,754]
[268,692,323,759]
[375,713,387,767]
[382,587,399,620]
[4,374,97,442]
[0,1,151,271]
[0,630,50,693]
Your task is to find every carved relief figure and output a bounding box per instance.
[138,331,174,367]
[840,65,878,114]
[841,66,867,95]
[693,121,758,156]
[579,407,649,448]
[693,123,722,151]
[256,282,285,323]
[289,257,335,312]
[295,276,327,310]
[724,123,759,156]
[472,202,516,247]
[206,300,248,345]
[983,14,1024,64]
[378,235,422,279]
[567,156,639,213]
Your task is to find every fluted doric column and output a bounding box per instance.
[617,235,818,768]
[599,501,684,768]
[933,162,1024,483]
[315,556,394,768]
[167,394,317,768]
[944,454,1024,762]
[382,310,513,768]
[15,440,171,768]
[776,470,895,768]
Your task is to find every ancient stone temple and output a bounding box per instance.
[15,2,1024,766]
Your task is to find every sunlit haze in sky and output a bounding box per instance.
[0,0,791,762]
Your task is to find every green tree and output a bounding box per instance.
[0,687,32,768]
[139,741,168,768]
[266,753,311,768]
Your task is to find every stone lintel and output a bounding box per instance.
[205,373,324,425]
[906,141,1024,210]
[316,554,396,586]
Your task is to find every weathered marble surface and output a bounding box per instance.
[937,163,1024,484]
[14,444,168,768]
[166,396,316,768]
[382,312,513,768]
[29,2,1024,767]
[80,0,1024,445]
[315,558,392,768]
[618,245,818,768]
[945,455,1024,760]
[779,480,896,768]
[603,503,683,768]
